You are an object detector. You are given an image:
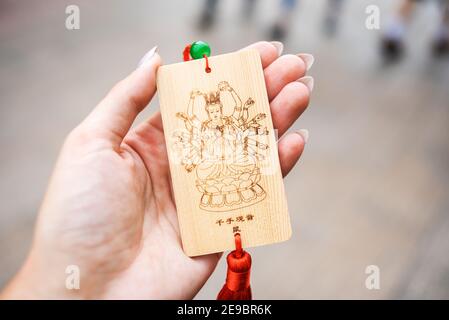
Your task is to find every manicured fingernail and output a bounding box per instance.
[271,41,284,56]
[137,46,158,67]
[297,53,314,71]
[297,76,314,92]
[297,129,309,144]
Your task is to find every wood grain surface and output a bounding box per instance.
[157,49,291,256]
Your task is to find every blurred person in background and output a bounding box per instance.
[270,0,345,40]
[270,0,298,40]
[382,0,449,60]
[199,0,346,41]
[322,0,345,37]
[198,0,298,39]
[199,0,257,29]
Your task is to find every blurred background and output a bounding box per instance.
[1,0,449,299]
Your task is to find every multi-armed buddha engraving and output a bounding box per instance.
[172,81,269,212]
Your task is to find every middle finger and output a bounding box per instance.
[264,54,307,101]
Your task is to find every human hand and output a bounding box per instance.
[244,97,255,110]
[1,42,312,299]
[218,81,232,92]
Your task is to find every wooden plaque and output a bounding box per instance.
[157,49,291,256]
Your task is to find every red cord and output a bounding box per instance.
[204,54,211,73]
[234,232,243,258]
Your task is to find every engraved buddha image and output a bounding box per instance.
[172,81,269,212]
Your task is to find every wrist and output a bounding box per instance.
[1,253,87,299]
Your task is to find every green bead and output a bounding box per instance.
[190,41,211,59]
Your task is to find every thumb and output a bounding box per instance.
[80,46,161,147]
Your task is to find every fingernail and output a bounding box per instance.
[271,41,284,56]
[137,46,158,67]
[297,76,314,92]
[297,53,314,71]
[297,129,309,144]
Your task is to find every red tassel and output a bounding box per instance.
[217,233,252,300]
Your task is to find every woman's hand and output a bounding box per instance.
[1,41,312,299]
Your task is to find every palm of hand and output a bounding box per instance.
[35,116,219,299]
